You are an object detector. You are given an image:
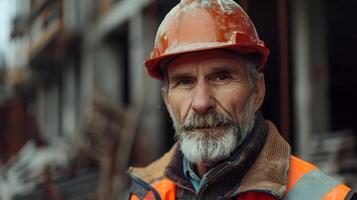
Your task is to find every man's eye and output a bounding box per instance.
[177,78,194,85]
[214,74,230,81]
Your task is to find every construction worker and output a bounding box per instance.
[127,0,356,199]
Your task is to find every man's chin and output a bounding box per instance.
[177,121,243,164]
[180,142,235,166]
[181,147,231,165]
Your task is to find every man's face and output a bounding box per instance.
[162,49,265,164]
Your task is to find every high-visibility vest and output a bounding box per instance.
[129,156,352,200]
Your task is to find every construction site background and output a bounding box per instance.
[0,0,356,199]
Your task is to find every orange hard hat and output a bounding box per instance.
[144,0,269,80]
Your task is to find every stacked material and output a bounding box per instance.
[308,130,357,189]
[0,139,72,200]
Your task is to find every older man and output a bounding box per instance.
[128,0,355,199]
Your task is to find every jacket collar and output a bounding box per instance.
[128,142,178,184]
[232,121,291,198]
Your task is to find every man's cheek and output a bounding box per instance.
[171,101,191,123]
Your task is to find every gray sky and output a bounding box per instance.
[0,0,15,66]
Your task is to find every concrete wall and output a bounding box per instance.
[291,0,331,158]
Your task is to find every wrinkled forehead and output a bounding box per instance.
[164,49,249,75]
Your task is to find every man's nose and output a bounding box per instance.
[191,82,215,114]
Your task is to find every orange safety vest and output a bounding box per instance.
[129,156,352,200]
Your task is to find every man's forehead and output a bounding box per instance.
[165,49,248,74]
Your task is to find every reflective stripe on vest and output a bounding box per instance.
[284,169,340,200]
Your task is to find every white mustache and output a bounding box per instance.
[179,111,235,132]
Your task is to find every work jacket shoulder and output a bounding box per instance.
[128,143,178,184]
[285,156,355,200]
[127,144,178,200]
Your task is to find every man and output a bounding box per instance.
[128,0,356,199]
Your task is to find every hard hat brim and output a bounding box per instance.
[144,44,269,80]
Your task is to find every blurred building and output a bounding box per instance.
[0,0,356,198]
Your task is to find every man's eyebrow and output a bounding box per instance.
[169,71,194,82]
[209,65,238,74]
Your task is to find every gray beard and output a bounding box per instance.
[169,95,256,164]
[179,125,239,164]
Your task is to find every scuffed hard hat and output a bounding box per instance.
[144,0,269,80]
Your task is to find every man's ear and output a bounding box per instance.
[253,73,266,112]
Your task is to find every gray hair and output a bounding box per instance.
[245,60,260,90]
